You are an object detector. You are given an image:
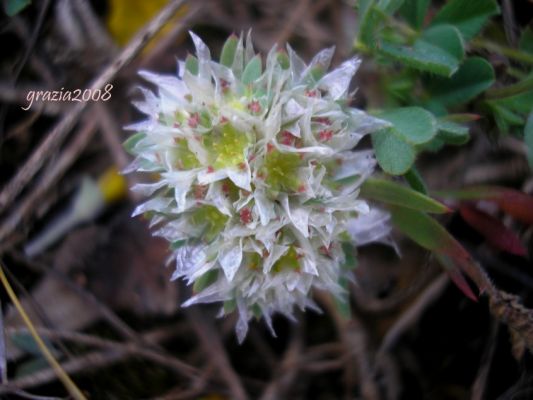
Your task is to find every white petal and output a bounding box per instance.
[302,46,335,79]
[280,194,310,238]
[219,239,243,281]
[182,280,230,306]
[131,180,166,196]
[236,297,249,343]
[287,44,306,82]
[189,31,212,77]
[254,189,276,226]
[334,150,376,181]
[131,197,172,217]
[227,165,251,191]
[263,244,289,273]
[197,168,228,185]
[346,208,391,246]
[318,57,361,100]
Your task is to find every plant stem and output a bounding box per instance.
[471,38,533,65]
[0,263,86,400]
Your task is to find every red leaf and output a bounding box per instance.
[436,254,477,301]
[493,190,533,225]
[436,186,533,225]
[459,204,527,256]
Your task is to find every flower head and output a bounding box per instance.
[125,32,391,342]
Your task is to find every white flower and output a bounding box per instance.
[126,32,391,343]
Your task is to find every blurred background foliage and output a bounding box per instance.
[0,0,532,399]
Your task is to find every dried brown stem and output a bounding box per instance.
[0,118,98,244]
[259,326,302,400]
[1,324,198,393]
[186,309,248,400]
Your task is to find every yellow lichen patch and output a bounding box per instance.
[204,123,249,169]
[272,246,301,273]
[189,205,228,242]
[244,252,262,271]
[262,150,301,194]
[173,139,200,170]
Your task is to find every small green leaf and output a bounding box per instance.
[399,0,431,29]
[525,113,533,170]
[372,128,416,175]
[185,55,199,75]
[485,90,533,133]
[11,333,56,357]
[276,51,290,69]
[357,0,380,48]
[123,132,146,155]
[404,166,428,194]
[361,178,449,213]
[170,239,187,250]
[489,90,533,115]
[220,34,239,67]
[390,206,457,251]
[389,205,480,301]
[377,106,437,144]
[436,119,470,145]
[341,242,358,269]
[241,55,262,85]
[193,270,218,293]
[376,0,405,14]
[4,0,31,16]
[431,0,500,40]
[422,24,465,61]
[519,27,533,55]
[426,57,495,106]
[379,25,464,77]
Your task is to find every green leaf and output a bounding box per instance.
[525,113,533,170]
[519,27,533,55]
[376,0,405,14]
[11,333,57,357]
[389,206,478,300]
[170,239,187,250]
[193,270,218,293]
[4,0,31,16]
[372,128,416,175]
[377,106,437,144]
[241,55,262,85]
[487,102,523,133]
[220,34,239,67]
[489,90,533,115]
[422,24,465,60]
[426,57,495,106]
[185,55,199,75]
[277,51,290,69]
[341,242,358,269]
[486,90,533,133]
[431,0,499,40]
[357,0,380,48]
[379,25,464,77]
[404,166,428,194]
[123,132,146,155]
[436,119,470,145]
[15,357,49,378]
[361,178,449,213]
[389,205,466,255]
[399,0,430,29]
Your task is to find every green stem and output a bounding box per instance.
[486,75,533,99]
[471,38,533,65]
